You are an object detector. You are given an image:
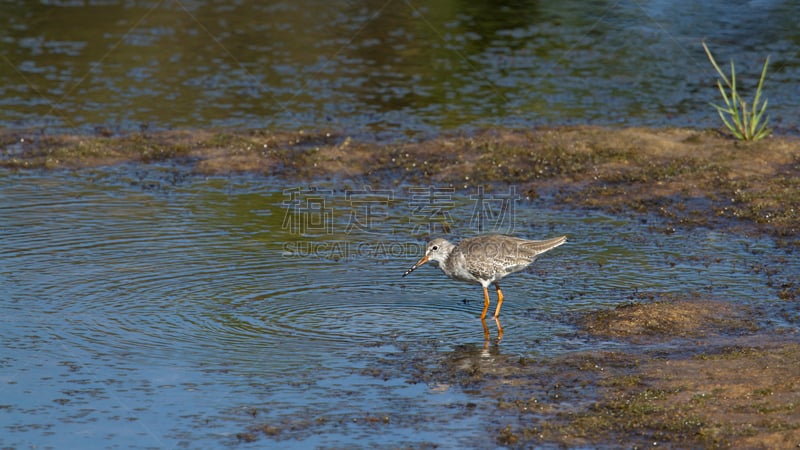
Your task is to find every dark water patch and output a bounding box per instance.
[3,1,800,137]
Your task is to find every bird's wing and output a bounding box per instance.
[458,237,523,278]
[519,235,567,257]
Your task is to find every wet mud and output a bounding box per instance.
[2,126,798,447]
[2,126,798,240]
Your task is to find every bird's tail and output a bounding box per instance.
[521,235,567,256]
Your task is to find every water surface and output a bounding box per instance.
[1,166,796,447]
[2,1,799,137]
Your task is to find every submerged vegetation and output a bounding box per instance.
[703,41,772,141]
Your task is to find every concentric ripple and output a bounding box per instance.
[0,169,489,379]
[2,168,795,374]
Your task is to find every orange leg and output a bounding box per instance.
[493,283,504,318]
[495,317,504,342]
[480,286,490,320]
[481,317,490,349]
[481,316,503,348]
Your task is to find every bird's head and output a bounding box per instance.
[402,238,454,277]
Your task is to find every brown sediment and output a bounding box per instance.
[553,342,800,449]
[1,126,797,239]
[394,296,799,449]
[578,297,758,341]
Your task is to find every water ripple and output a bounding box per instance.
[2,167,799,449]
[2,168,796,379]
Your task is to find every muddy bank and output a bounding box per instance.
[393,297,798,448]
[481,341,800,449]
[578,297,759,342]
[1,126,798,239]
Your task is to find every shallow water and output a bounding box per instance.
[1,166,796,447]
[2,1,800,137]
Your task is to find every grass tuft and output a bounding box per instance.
[702,41,771,141]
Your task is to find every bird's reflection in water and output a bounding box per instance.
[481,317,503,350]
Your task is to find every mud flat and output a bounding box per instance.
[2,126,797,239]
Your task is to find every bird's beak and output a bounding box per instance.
[402,255,429,277]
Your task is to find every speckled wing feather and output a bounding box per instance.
[456,235,566,281]
[518,235,567,257]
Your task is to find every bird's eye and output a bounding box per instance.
[431,245,439,251]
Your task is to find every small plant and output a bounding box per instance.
[702,41,771,141]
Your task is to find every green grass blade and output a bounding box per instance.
[743,100,752,138]
[755,55,770,95]
[754,118,770,140]
[729,60,740,116]
[752,55,770,129]
[756,98,769,120]
[716,81,734,110]
[703,41,730,86]
[703,42,770,141]
[716,108,741,139]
